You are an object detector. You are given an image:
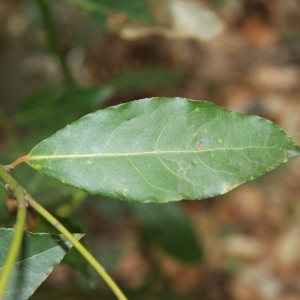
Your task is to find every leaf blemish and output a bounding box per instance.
[195,140,204,150]
[32,164,42,171]
[53,237,61,243]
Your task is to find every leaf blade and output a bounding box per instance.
[0,229,83,300]
[26,98,300,203]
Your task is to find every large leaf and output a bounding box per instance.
[0,229,83,300]
[26,98,300,203]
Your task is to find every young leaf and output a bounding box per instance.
[0,229,83,300]
[25,98,300,203]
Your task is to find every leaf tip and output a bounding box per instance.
[287,147,300,159]
[74,233,86,240]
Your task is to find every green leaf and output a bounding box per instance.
[0,136,77,211]
[15,85,110,133]
[102,66,183,94]
[26,98,300,203]
[0,229,83,300]
[65,0,156,25]
[129,202,202,262]
[16,67,182,134]
[33,214,92,281]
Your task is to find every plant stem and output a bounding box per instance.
[0,166,27,297]
[35,0,74,84]
[0,165,127,300]
[5,155,29,172]
[28,198,127,300]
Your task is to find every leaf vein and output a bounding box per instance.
[28,146,284,160]
[126,155,170,194]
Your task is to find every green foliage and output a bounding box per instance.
[130,202,203,262]
[26,98,300,202]
[65,0,156,25]
[16,67,182,134]
[0,229,83,300]
[1,0,300,299]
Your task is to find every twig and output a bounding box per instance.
[0,164,127,299]
[35,0,74,84]
[0,166,27,297]
[28,197,128,300]
[5,155,29,172]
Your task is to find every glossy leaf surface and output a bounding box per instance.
[0,229,83,300]
[26,98,300,203]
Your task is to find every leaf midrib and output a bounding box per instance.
[28,145,280,160]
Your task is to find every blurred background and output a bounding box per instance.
[1,0,300,299]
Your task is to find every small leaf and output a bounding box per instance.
[66,0,156,25]
[34,214,92,281]
[101,66,183,94]
[16,67,182,133]
[16,85,110,133]
[26,98,300,203]
[0,229,83,300]
[129,202,203,262]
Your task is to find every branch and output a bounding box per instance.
[0,164,127,299]
[34,0,74,84]
[0,166,27,297]
[28,197,128,300]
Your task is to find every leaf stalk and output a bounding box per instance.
[0,164,127,300]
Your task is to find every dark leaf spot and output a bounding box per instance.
[196,140,204,150]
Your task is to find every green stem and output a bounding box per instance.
[35,0,74,84]
[28,198,127,300]
[0,166,27,297]
[0,164,127,300]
